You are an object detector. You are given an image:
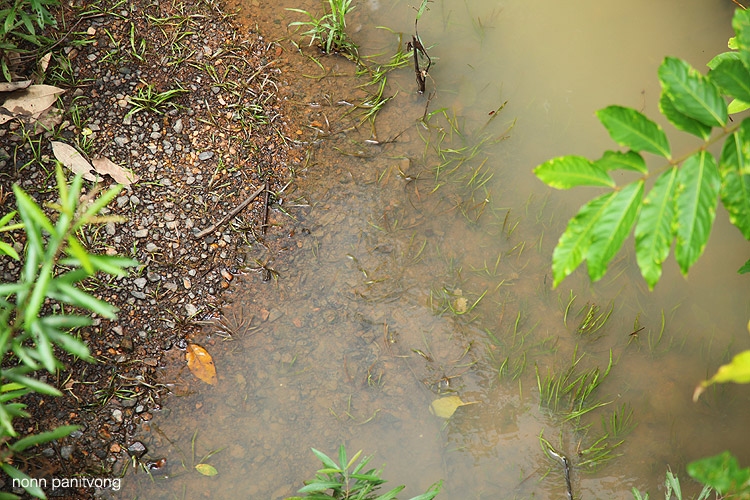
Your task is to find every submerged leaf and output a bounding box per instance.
[186,344,218,385]
[429,395,477,419]
[195,463,218,476]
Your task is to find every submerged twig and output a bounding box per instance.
[195,185,265,238]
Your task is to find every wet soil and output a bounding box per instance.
[0,0,319,497]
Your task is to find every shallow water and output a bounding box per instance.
[124,1,749,499]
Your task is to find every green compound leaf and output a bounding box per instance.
[709,57,750,103]
[733,8,750,72]
[551,191,615,287]
[593,150,647,174]
[635,167,679,289]
[534,155,615,189]
[659,90,712,140]
[675,150,721,276]
[718,120,750,239]
[596,105,671,158]
[587,180,644,281]
[658,56,727,128]
[688,451,750,498]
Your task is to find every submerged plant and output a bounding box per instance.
[287,0,357,56]
[289,445,442,500]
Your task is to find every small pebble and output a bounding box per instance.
[198,151,214,161]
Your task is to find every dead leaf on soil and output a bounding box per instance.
[92,157,140,185]
[0,80,32,93]
[51,141,96,181]
[429,395,478,419]
[186,343,218,385]
[0,84,65,124]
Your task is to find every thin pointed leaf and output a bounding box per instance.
[658,56,727,128]
[2,372,61,396]
[659,90,712,141]
[709,58,750,103]
[47,281,117,318]
[739,259,750,274]
[0,241,18,260]
[11,425,80,452]
[596,105,671,158]
[66,236,93,274]
[587,181,644,281]
[635,167,679,289]
[13,184,54,234]
[552,191,616,287]
[30,321,57,373]
[311,448,339,470]
[675,151,721,275]
[373,486,406,500]
[718,121,750,239]
[0,464,45,498]
[593,150,647,174]
[534,155,615,189]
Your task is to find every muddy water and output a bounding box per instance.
[124,1,749,499]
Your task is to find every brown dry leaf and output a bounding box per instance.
[0,80,32,93]
[186,343,218,385]
[51,141,96,181]
[0,84,65,124]
[92,157,140,185]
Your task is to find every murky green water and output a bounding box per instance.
[125,1,749,499]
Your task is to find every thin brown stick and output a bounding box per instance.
[261,178,270,235]
[194,185,264,238]
[731,0,746,9]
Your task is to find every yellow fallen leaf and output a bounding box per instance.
[195,463,218,476]
[429,395,478,419]
[186,343,217,385]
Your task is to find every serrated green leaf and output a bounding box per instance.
[728,98,750,114]
[659,56,727,128]
[586,181,644,281]
[659,90,712,140]
[675,151,721,275]
[635,167,679,289]
[710,58,750,103]
[719,125,750,239]
[596,105,671,158]
[534,155,615,189]
[552,192,615,287]
[195,463,218,476]
[594,150,647,174]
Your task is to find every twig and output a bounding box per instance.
[262,178,270,235]
[194,185,264,238]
